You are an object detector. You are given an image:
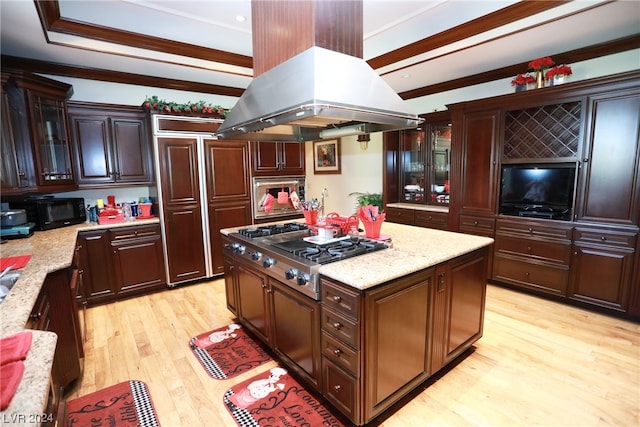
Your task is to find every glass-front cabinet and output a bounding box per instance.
[400,112,451,206]
[2,71,76,194]
[33,95,74,183]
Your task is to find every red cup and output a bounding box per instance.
[107,195,115,207]
[302,210,318,225]
[363,219,383,239]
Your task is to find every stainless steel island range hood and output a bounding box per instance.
[216,46,422,142]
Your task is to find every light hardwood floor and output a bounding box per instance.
[67,280,640,426]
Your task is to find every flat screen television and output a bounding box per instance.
[499,163,577,221]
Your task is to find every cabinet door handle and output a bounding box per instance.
[30,312,41,320]
[437,273,446,292]
[333,348,342,356]
[333,385,342,393]
[333,322,342,330]
[261,284,267,289]
[332,295,342,303]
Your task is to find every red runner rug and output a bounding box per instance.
[67,380,160,426]
[223,367,345,427]
[189,323,272,380]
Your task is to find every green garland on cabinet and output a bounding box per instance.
[142,95,230,116]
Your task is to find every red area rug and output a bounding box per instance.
[67,380,160,426]
[223,367,345,427]
[189,323,272,380]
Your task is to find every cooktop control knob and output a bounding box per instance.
[232,243,246,254]
[285,268,298,280]
[296,273,310,286]
[262,258,275,268]
[251,251,262,260]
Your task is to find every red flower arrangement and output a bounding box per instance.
[545,64,573,79]
[511,73,536,86]
[142,95,229,116]
[528,56,554,71]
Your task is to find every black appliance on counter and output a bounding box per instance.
[225,222,389,300]
[9,196,86,231]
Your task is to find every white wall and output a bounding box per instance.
[304,133,384,217]
[46,49,639,218]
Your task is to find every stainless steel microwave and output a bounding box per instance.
[12,196,86,230]
[252,176,305,220]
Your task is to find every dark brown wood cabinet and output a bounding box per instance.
[110,224,166,297]
[386,205,448,230]
[68,102,153,187]
[270,277,321,389]
[153,116,251,283]
[157,136,208,284]
[77,229,116,305]
[493,218,572,297]
[576,90,640,226]
[570,225,637,312]
[78,224,165,306]
[28,269,83,392]
[234,258,321,388]
[236,261,271,344]
[2,71,76,194]
[204,139,252,276]
[251,141,305,176]
[442,71,640,319]
[228,241,489,426]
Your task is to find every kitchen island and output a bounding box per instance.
[0,218,160,426]
[221,221,494,425]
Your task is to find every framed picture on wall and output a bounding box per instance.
[313,139,341,174]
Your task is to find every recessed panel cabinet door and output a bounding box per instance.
[111,117,153,183]
[157,137,206,283]
[577,91,640,226]
[459,111,499,215]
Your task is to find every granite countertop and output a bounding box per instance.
[318,222,492,289]
[0,217,159,424]
[220,219,493,291]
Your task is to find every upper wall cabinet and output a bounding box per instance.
[2,71,77,194]
[68,102,154,187]
[251,141,305,176]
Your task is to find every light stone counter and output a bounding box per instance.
[0,217,159,424]
[220,220,493,291]
[318,222,492,289]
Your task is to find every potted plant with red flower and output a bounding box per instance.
[545,64,573,86]
[511,73,536,92]
[528,56,554,88]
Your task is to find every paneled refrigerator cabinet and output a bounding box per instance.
[152,115,251,285]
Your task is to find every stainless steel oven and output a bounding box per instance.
[252,176,305,220]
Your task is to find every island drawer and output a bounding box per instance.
[321,279,360,321]
[493,256,569,296]
[321,307,359,348]
[494,235,571,265]
[322,358,358,421]
[321,331,360,376]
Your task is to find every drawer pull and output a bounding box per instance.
[332,295,342,303]
[473,220,478,226]
[527,246,532,253]
[333,348,342,356]
[333,322,342,330]
[30,312,41,320]
[524,272,530,277]
[528,228,533,233]
[601,236,606,241]
[333,385,342,393]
